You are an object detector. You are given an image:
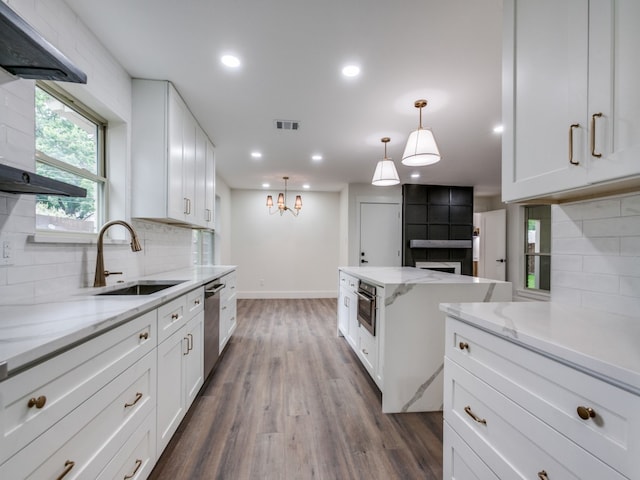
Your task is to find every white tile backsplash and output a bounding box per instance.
[551,191,640,316]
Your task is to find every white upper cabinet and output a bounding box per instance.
[132,79,215,228]
[502,0,640,202]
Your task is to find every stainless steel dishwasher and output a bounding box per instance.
[204,280,224,379]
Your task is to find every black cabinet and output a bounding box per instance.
[402,185,474,275]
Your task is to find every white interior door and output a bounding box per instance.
[480,209,506,281]
[360,202,401,266]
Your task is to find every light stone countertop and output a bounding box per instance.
[440,301,640,395]
[339,266,509,287]
[0,265,236,381]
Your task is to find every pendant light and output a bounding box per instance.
[402,99,441,166]
[266,176,302,216]
[372,137,400,186]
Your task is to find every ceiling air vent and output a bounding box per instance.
[274,119,300,131]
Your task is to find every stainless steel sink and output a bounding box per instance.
[95,281,185,296]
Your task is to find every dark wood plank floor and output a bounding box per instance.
[149,298,443,480]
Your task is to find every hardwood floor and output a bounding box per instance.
[149,298,443,479]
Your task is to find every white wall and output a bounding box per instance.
[230,189,340,298]
[0,0,193,304]
[214,175,232,265]
[551,191,640,316]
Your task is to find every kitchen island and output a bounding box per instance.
[337,266,511,413]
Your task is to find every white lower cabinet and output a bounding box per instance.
[219,271,237,354]
[0,281,217,480]
[0,349,156,479]
[443,315,637,480]
[157,288,204,456]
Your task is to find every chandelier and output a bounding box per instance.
[402,99,441,166]
[266,176,302,216]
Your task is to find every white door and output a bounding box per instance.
[360,202,401,266]
[480,209,506,281]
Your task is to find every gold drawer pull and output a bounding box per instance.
[56,460,75,480]
[591,112,603,158]
[124,459,143,479]
[459,342,469,351]
[171,313,179,320]
[139,331,149,340]
[464,406,487,425]
[27,395,47,409]
[194,299,200,305]
[124,392,143,408]
[538,470,549,480]
[577,405,596,420]
[569,123,580,165]
[362,348,368,355]
[187,333,193,351]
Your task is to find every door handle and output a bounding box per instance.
[361,259,369,264]
[496,259,505,263]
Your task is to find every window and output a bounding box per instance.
[35,84,106,234]
[524,205,551,291]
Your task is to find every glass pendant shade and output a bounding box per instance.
[401,128,441,166]
[294,195,302,210]
[277,193,284,207]
[372,159,400,186]
[266,195,273,207]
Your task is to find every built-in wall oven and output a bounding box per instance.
[356,280,377,336]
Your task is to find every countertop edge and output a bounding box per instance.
[0,265,237,380]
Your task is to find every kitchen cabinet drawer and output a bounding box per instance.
[0,310,156,464]
[158,294,187,343]
[339,272,357,291]
[220,271,237,302]
[0,350,156,479]
[443,422,499,480]
[444,358,625,480]
[97,409,156,480]
[186,287,204,317]
[446,317,639,478]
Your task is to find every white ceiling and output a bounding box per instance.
[65,0,504,196]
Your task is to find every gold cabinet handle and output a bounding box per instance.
[171,313,179,320]
[27,395,47,409]
[569,123,580,165]
[56,460,75,480]
[362,348,368,355]
[464,405,487,425]
[194,299,200,305]
[124,392,143,408]
[139,331,149,340]
[183,337,190,355]
[538,470,549,480]
[577,405,596,420]
[459,342,469,351]
[124,459,143,480]
[187,333,193,351]
[591,112,603,158]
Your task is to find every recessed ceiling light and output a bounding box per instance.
[262,183,270,188]
[411,173,420,178]
[311,154,322,161]
[251,151,262,158]
[493,124,504,134]
[342,65,360,77]
[221,54,241,68]
[303,184,310,189]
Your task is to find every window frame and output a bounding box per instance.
[34,82,108,236]
[523,205,551,294]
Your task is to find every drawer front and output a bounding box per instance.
[186,287,204,318]
[97,409,156,480]
[220,272,237,302]
[444,358,625,480]
[443,422,499,480]
[0,310,156,464]
[446,317,638,478]
[0,351,156,479]
[158,294,187,343]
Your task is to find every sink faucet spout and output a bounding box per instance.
[93,220,142,287]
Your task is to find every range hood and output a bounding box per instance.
[0,2,86,83]
[0,163,86,197]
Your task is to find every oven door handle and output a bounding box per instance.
[355,291,375,302]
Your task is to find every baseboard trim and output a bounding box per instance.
[238,290,338,299]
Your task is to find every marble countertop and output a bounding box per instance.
[0,265,236,381]
[440,301,640,395]
[340,266,509,287]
